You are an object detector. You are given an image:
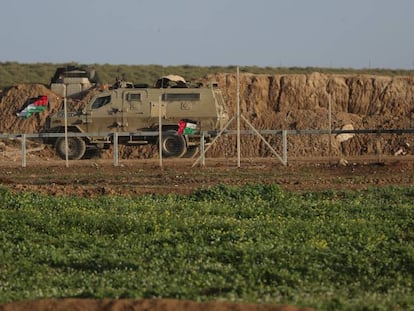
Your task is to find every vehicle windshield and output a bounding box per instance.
[91,95,111,109]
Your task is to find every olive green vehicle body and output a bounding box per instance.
[45,80,229,160]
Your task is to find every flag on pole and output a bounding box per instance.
[17,95,49,118]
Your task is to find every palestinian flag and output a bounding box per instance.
[17,95,48,118]
[178,120,197,135]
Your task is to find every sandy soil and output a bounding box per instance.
[0,156,413,197]
[0,298,314,311]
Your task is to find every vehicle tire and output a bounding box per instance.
[183,146,199,158]
[160,131,187,158]
[55,137,86,160]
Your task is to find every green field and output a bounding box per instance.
[0,185,413,310]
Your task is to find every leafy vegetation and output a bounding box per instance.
[1,61,414,89]
[0,185,413,310]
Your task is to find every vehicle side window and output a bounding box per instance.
[126,93,141,102]
[161,93,200,101]
[91,95,111,109]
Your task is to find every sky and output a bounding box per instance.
[0,0,413,69]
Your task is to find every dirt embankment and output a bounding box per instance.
[0,72,413,159]
[206,72,414,157]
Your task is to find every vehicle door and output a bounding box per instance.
[123,90,151,131]
[150,95,166,124]
[84,93,116,133]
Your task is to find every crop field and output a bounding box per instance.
[1,184,413,310]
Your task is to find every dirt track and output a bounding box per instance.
[0,298,314,311]
[1,156,413,197]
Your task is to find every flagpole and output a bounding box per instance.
[64,85,69,167]
[237,66,241,168]
[158,95,163,169]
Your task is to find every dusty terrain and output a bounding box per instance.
[1,72,414,311]
[0,156,413,197]
[0,298,314,311]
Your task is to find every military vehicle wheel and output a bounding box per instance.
[161,131,187,158]
[55,137,86,160]
[183,146,199,158]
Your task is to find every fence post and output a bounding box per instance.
[282,130,287,165]
[113,133,119,167]
[21,134,26,168]
[200,131,205,167]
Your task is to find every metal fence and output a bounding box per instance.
[1,128,414,168]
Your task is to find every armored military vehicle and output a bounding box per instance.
[45,75,229,160]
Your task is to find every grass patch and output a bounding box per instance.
[0,185,413,310]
